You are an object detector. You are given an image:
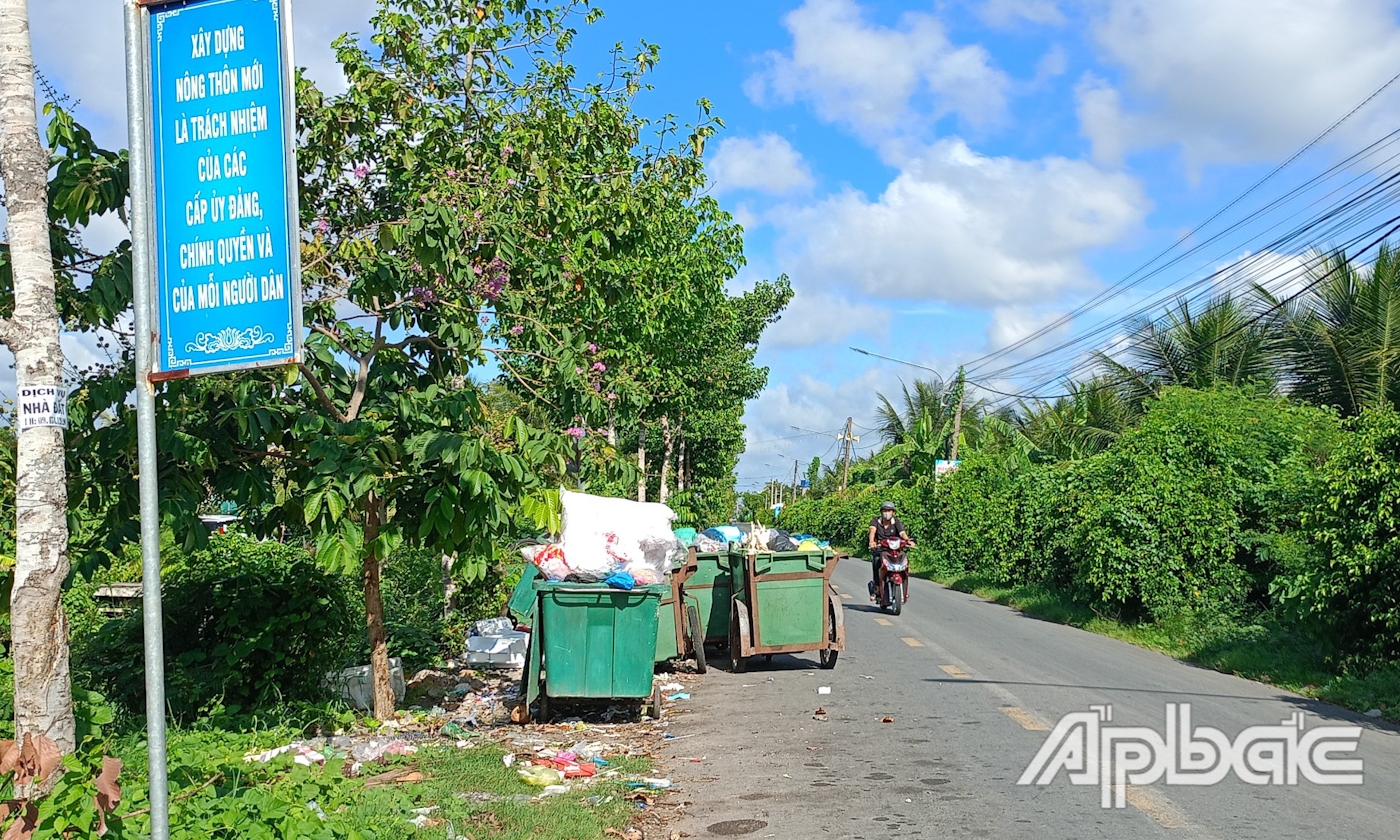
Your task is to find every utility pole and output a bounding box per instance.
[839,417,859,492]
[949,367,965,462]
[792,459,799,497]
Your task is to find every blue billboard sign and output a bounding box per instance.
[147,0,300,374]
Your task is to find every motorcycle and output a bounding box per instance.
[874,536,912,615]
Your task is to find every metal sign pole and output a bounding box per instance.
[122,2,170,838]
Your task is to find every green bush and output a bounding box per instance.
[1277,407,1400,668]
[923,388,1336,619]
[78,534,358,720]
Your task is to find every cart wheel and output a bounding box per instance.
[648,683,664,719]
[686,603,708,675]
[819,593,841,670]
[729,602,748,674]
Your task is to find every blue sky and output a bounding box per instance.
[30,0,1400,490]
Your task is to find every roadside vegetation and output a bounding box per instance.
[0,1,782,837]
[781,262,1400,723]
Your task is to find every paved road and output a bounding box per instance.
[662,558,1400,839]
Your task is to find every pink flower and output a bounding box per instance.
[607,392,618,401]
[588,343,598,353]
[592,362,606,372]
[315,218,329,233]
[480,315,490,325]
[509,324,524,336]
[565,426,586,439]
[353,164,370,178]
[575,367,585,375]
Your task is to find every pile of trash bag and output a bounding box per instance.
[519,490,686,585]
[687,523,832,553]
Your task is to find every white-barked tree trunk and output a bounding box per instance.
[0,0,76,754]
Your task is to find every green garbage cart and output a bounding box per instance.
[518,580,667,722]
[728,548,845,672]
[680,549,738,647]
[655,551,708,673]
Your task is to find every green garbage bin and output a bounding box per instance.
[522,581,667,720]
[681,550,737,644]
[728,547,844,671]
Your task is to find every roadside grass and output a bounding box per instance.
[343,742,652,840]
[910,557,1400,723]
[108,721,652,839]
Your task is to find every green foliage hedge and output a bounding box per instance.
[927,389,1338,619]
[1277,407,1400,669]
[78,534,360,720]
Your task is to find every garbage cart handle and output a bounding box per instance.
[547,587,649,595]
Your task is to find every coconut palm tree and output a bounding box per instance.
[1095,294,1281,402]
[1268,245,1400,415]
[1018,377,1136,461]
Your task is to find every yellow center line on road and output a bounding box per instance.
[939,665,973,680]
[999,705,1050,731]
[899,636,925,648]
[1123,785,1194,830]
[873,618,892,626]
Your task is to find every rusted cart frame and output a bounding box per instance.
[656,549,707,673]
[729,550,846,671]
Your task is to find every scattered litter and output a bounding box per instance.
[1366,709,1384,718]
[667,692,691,701]
[245,743,326,766]
[817,686,831,695]
[538,784,572,798]
[518,765,566,787]
[440,720,475,739]
[813,708,828,722]
[881,716,896,724]
[352,738,418,763]
[658,682,685,693]
[626,778,673,790]
[860,675,875,680]
[306,801,328,822]
[502,753,516,768]
[473,617,515,636]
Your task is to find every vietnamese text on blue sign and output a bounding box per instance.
[148,0,300,374]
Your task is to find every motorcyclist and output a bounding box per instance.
[868,500,911,600]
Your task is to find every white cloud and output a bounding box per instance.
[744,0,1009,142]
[738,365,899,482]
[31,0,377,145]
[979,0,1065,28]
[1079,0,1400,168]
[986,305,1069,352]
[710,134,815,196]
[773,138,1150,306]
[1212,249,1315,301]
[763,290,890,349]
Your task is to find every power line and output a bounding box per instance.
[963,70,1400,376]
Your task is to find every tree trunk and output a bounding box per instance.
[0,0,75,756]
[636,425,646,503]
[658,415,672,504]
[362,495,395,721]
[676,417,687,492]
